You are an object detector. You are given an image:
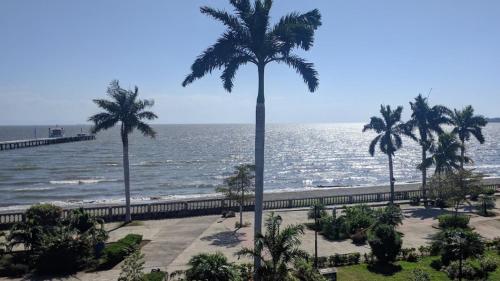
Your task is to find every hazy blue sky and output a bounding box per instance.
[1,0,499,125]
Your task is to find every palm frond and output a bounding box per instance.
[368,134,382,156]
[274,55,318,92]
[136,121,156,138]
[200,6,243,32]
[182,32,241,87]
[221,55,252,92]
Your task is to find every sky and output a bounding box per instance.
[0,0,499,125]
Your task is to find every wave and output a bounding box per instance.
[49,178,120,185]
[13,187,57,192]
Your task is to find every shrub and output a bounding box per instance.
[434,198,448,209]
[368,223,402,264]
[143,271,166,281]
[431,228,484,265]
[476,194,496,216]
[100,234,143,270]
[418,245,431,257]
[317,256,328,268]
[185,252,240,281]
[308,202,327,220]
[32,228,93,274]
[292,259,327,281]
[478,255,498,273]
[25,204,63,226]
[343,205,375,235]
[118,250,144,281]
[400,248,418,262]
[437,214,469,229]
[429,258,443,270]
[410,268,430,281]
[348,253,361,265]
[445,260,477,280]
[0,253,29,277]
[375,204,403,227]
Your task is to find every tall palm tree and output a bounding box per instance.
[237,212,307,281]
[363,105,406,204]
[217,164,255,228]
[450,105,487,169]
[406,94,451,206]
[182,0,321,273]
[420,133,469,175]
[89,80,158,222]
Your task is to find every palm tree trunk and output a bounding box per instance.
[460,140,465,169]
[422,147,428,207]
[240,184,244,228]
[121,130,132,223]
[254,63,265,278]
[388,153,395,204]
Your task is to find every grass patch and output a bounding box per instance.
[337,251,500,281]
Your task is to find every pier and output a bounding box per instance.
[0,135,95,151]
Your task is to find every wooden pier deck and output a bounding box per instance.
[0,135,95,151]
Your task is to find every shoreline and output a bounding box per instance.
[2,177,499,213]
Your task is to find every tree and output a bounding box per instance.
[238,212,307,281]
[363,105,407,203]
[367,223,402,264]
[217,164,255,228]
[88,80,158,222]
[406,94,451,206]
[419,133,469,176]
[181,1,321,275]
[427,169,483,215]
[450,105,488,169]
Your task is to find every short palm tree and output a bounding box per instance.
[363,105,407,204]
[238,212,307,281]
[217,164,255,228]
[88,80,157,222]
[450,105,487,169]
[406,94,451,206]
[182,0,321,273]
[420,133,469,175]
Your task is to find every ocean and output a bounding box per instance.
[1,123,499,209]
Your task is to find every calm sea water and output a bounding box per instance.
[1,123,499,209]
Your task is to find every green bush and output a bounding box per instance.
[143,271,166,281]
[431,228,484,265]
[292,259,327,281]
[476,194,496,216]
[437,214,469,229]
[375,204,403,227]
[368,223,402,264]
[25,204,63,226]
[100,234,143,270]
[429,258,442,270]
[478,255,498,273]
[343,205,375,235]
[0,253,29,277]
[32,229,93,274]
[185,252,240,281]
[410,268,430,281]
[445,260,477,280]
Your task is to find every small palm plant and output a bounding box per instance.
[363,105,407,204]
[217,164,255,228]
[185,252,240,281]
[89,80,158,222]
[182,1,321,272]
[420,133,469,175]
[238,212,307,281]
[406,94,451,206]
[450,105,487,168]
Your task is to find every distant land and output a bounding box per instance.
[487,118,500,123]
